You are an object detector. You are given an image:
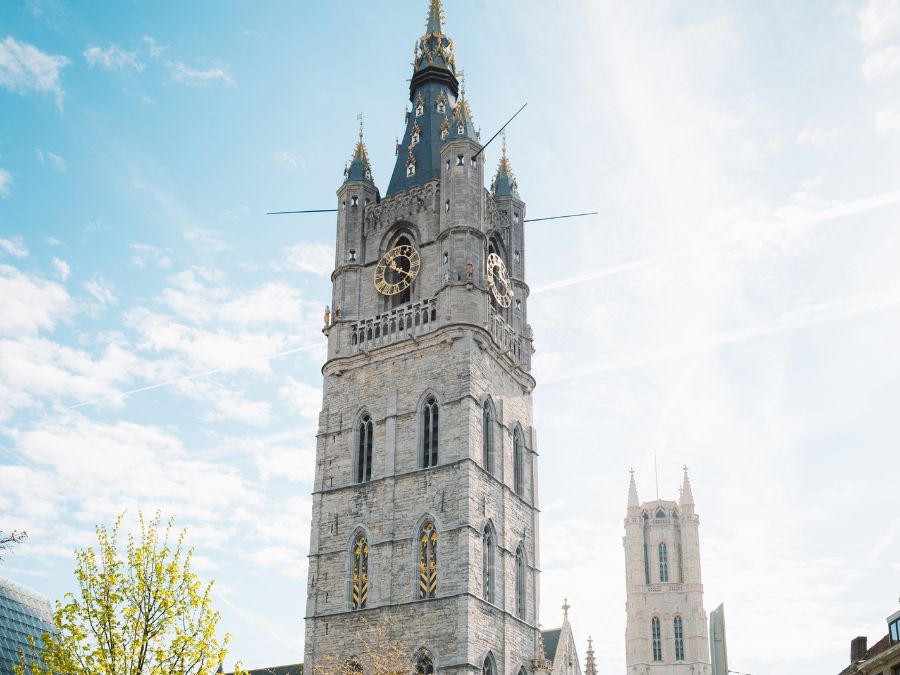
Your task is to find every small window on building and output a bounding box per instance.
[416,654,435,675]
[418,520,437,599]
[443,252,449,265]
[515,299,522,312]
[514,250,521,262]
[659,543,669,583]
[514,212,520,224]
[446,160,451,171]
[351,196,359,207]
[351,533,368,610]
[356,414,373,483]
[651,617,663,662]
[482,402,494,473]
[482,653,496,675]
[407,162,416,178]
[416,102,424,117]
[471,157,477,168]
[513,428,525,496]
[422,396,439,468]
[348,249,357,263]
[441,127,449,141]
[674,616,685,661]
[458,123,465,136]
[456,154,464,166]
[437,100,446,114]
[515,546,527,619]
[412,130,420,145]
[445,199,450,212]
[482,526,494,603]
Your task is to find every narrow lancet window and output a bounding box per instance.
[659,542,669,583]
[515,546,526,619]
[482,526,494,603]
[678,543,684,583]
[482,402,494,473]
[416,654,434,675]
[351,533,368,610]
[651,617,663,662]
[513,428,524,496]
[422,396,439,468]
[418,520,437,599]
[356,414,373,483]
[674,616,685,661]
[483,654,496,675]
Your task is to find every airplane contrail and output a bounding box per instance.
[67,342,322,410]
[531,189,900,295]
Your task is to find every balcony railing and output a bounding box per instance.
[490,312,524,365]
[350,298,437,352]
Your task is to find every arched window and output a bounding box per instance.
[513,428,524,496]
[482,525,494,603]
[678,543,684,583]
[674,616,685,661]
[422,396,439,468]
[418,520,437,599]
[346,659,362,675]
[515,546,527,619]
[416,653,434,675]
[659,542,669,583]
[356,414,373,483]
[651,617,662,662]
[483,653,497,675]
[482,401,494,473]
[351,533,368,610]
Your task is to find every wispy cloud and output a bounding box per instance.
[876,106,900,133]
[166,61,236,88]
[858,0,900,49]
[51,257,70,281]
[0,168,12,198]
[273,150,304,169]
[862,45,900,81]
[279,242,334,276]
[183,228,232,252]
[0,263,71,336]
[0,236,28,258]
[83,43,144,74]
[34,148,66,171]
[796,126,846,148]
[142,35,166,59]
[129,243,172,269]
[0,36,69,107]
[82,278,118,309]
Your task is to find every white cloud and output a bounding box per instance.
[0,264,71,336]
[858,0,900,49]
[34,148,67,171]
[82,278,118,309]
[166,61,236,88]
[183,228,232,252]
[863,45,900,81]
[280,242,334,276]
[83,43,143,74]
[0,168,12,198]
[0,36,69,107]
[876,106,900,133]
[0,236,28,258]
[142,35,165,59]
[129,243,172,269]
[43,236,61,246]
[277,378,322,419]
[795,127,846,148]
[51,257,70,281]
[273,150,304,169]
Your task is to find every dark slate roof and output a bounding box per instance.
[387,81,451,196]
[225,665,302,675]
[343,131,376,188]
[542,628,562,661]
[492,144,519,199]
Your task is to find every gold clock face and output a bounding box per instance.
[374,244,421,296]
[486,252,514,308]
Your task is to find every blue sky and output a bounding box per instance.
[2,1,900,673]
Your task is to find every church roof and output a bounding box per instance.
[541,628,562,661]
[343,123,375,186]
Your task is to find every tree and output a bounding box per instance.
[311,616,415,675]
[0,529,27,561]
[16,512,248,675]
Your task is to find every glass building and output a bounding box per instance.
[0,578,54,673]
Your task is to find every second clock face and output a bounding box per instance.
[374,244,421,296]
[486,252,514,308]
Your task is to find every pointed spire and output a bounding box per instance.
[426,0,444,35]
[562,598,571,621]
[680,465,695,506]
[344,114,374,185]
[492,131,520,198]
[628,467,640,510]
[584,637,598,675]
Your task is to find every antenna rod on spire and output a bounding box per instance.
[473,102,527,160]
[654,454,660,500]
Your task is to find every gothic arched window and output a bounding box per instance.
[418,520,437,599]
[659,542,669,583]
[482,401,494,473]
[482,525,494,603]
[674,616,685,661]
[351,533,368,610]
[678,542,684,583]
[422,395,439,468]
[515,545,527,619]
[651,617,663,662]
[416,652,434,675]
[642,513,650,585]
[513,428,524,496]
[356,414,373,483]
[483,653,497,675]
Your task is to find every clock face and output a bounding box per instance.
[374,244,421,296]
[486,252,514,308]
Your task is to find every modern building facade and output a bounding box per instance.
[303,2,541,674]
[623,470,711,675]
[0,577,54,674]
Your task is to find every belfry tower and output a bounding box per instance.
[623,469,711,675]
[304,2,540,675]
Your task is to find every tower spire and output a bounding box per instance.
[627,467,640,511]
[492,131,519,198]
[343,114,374,185]
[681,465,695,506]
[584,637,598,675]
[426,0,445,35]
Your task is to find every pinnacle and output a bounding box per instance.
[628,468,640,509]
[426,0,444,35]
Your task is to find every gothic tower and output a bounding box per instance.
[304,3,539,675]
[623,469,711,675]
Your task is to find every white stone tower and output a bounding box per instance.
[623,469,710,675]
[303,2,540,675]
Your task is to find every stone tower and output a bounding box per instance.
[303,2,540,675]
[623,469,711,675]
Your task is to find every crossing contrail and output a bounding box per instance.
[532,189,900,295]
[67,342,322,410]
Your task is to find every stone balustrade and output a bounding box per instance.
[350,298,438,352]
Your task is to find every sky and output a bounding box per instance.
[1,0,899,673]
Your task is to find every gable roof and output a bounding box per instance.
[542,628,562,661]
[225,666,302,675]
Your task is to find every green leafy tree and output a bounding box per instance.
[16,512,247,675]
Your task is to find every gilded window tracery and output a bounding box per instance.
[418,520,437,599]
[351,533,369,610]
